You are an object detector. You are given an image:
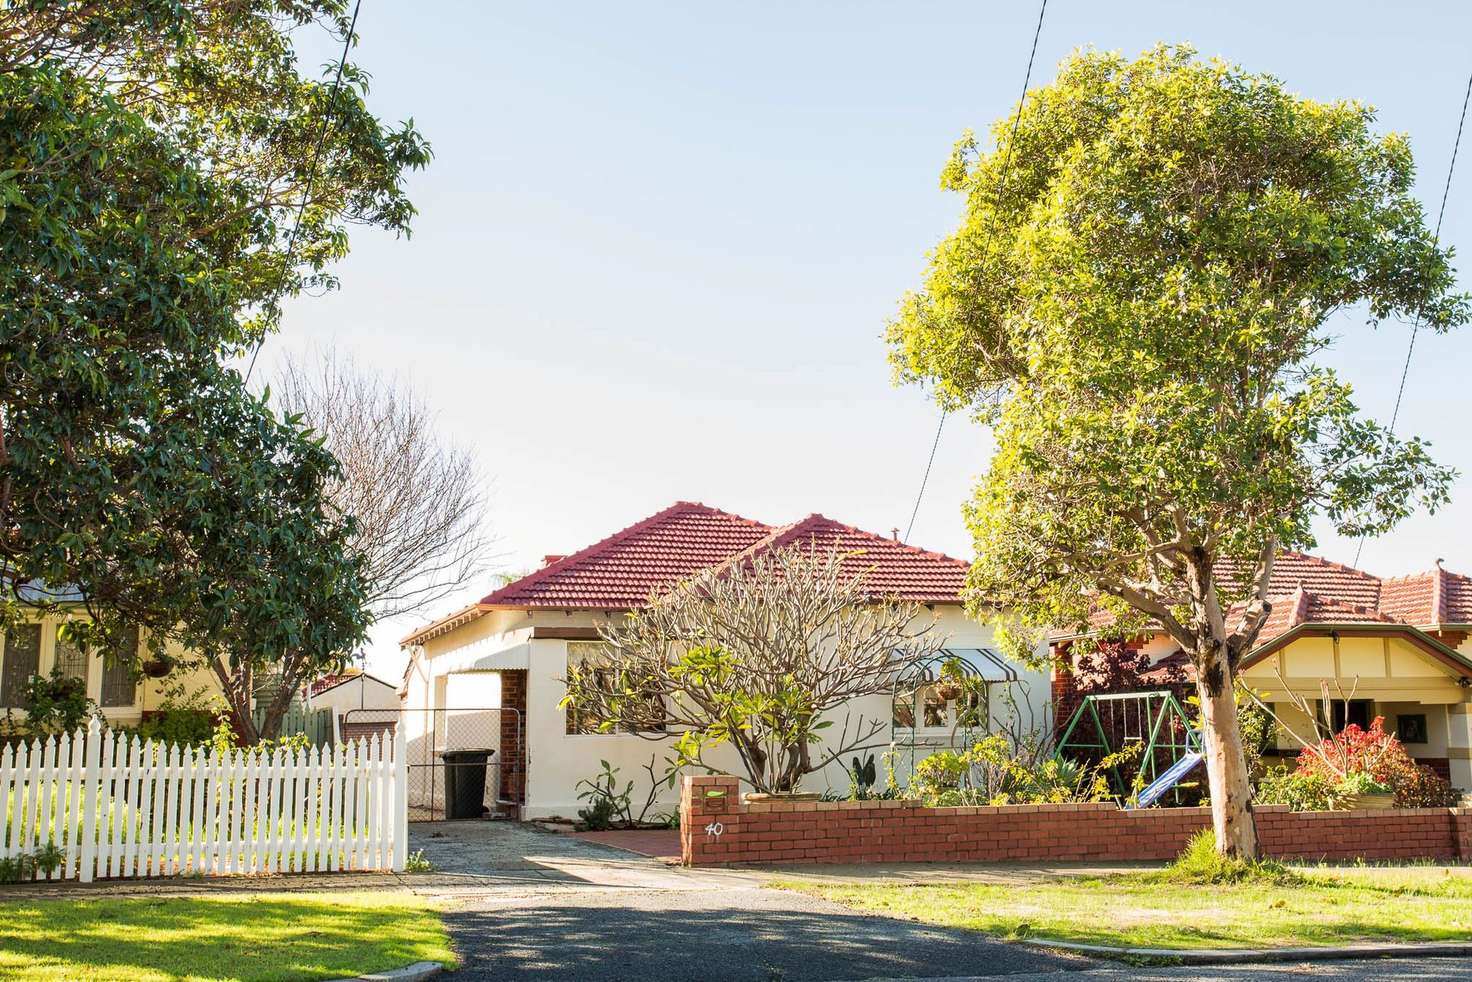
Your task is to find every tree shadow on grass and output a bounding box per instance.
[0,895,449,982]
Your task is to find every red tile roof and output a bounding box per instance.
[1218,551,1383,610]
[1380,567,1472,625]
[479,502,774,609]
[717,513,970,604]
[474,502,969,611]
[1072,552,1472,653]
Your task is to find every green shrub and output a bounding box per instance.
[18,669,96,735]
[910,750,970,802]
[1154,829,1298,886]
[0,854,33,884]
[1337,772,1391,795]
[130,709,216,746]
[577,795,617,831]
[1255,767,1345,811]
[1396,762,1462,808]
[31,843,65,878]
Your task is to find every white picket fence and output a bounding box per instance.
[0,720,407,882]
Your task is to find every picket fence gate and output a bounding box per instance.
[0,720,407,882]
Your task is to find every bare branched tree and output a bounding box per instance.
[274,352,491,622]
[562,546,946,794]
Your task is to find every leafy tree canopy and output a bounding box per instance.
[888,44,1467,855]
[889,44,1465,656]
[0,3,429,697]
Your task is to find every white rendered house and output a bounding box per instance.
[400,501,1050,820]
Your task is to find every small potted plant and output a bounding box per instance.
[1337,772,1394,810]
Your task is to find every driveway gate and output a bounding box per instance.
[341,708,524,821]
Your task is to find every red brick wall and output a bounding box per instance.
[1050,653,1080,741]
[679,775,1472,866]
[499,670,527,803]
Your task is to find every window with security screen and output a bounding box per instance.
[101,627,141,708]
[0,623,41,708]
[54,627,89,684]
[564,641,665,735]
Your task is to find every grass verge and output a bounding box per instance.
[0,891,456,981]
[772,865,1472,951]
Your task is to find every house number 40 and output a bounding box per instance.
[704,821,724,839]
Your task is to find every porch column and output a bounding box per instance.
[1448,704,1472,791]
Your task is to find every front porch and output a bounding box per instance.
[1241,624,1472,788]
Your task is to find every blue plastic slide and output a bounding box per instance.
[1129,752,1204,809]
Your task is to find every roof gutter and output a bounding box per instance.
[398,602,492,648]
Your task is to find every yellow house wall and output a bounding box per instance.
[1388,638,1446,677]
[1243,636,1467,704]
[1,614,223,725]
[1278,637,1335,678]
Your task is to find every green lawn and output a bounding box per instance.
[774,867,1472,951]
[0,892,456,981]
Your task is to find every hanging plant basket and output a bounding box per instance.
[141,657,173,679]
[933,682,963,702]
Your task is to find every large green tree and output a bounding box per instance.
[0,2,430,738]
[889,45,1466,856]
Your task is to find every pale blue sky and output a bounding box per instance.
[261,2,1472,675]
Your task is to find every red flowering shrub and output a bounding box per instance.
[1294,717,1457,807]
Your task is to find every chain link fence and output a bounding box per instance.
[342,707,523,821]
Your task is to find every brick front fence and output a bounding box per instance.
[680,775,1472,866]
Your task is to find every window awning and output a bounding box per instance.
[435,641,531,674]
[897,647,1020,685]
[943,647,1019,682]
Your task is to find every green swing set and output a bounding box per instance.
[1054,689,1202,805]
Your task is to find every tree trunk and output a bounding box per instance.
[1194,645,1259,859]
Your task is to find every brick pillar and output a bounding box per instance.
[499,670,527,803]
[680,775,740,866]
[1455,809,1472,861]
[1051,644,1078,740]
[1448,705,1472,793]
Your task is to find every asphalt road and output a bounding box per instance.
[442,885,1087,981]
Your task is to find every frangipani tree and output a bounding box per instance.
[562,547,944,794]
[889,45,1466,856]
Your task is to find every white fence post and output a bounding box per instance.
[77,720,102,882]
[393,724,408,871]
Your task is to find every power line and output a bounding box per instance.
[243,0,365,385]
[902,0,1049,543]
[1352,67,1472,569]
[903,412,946,543]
